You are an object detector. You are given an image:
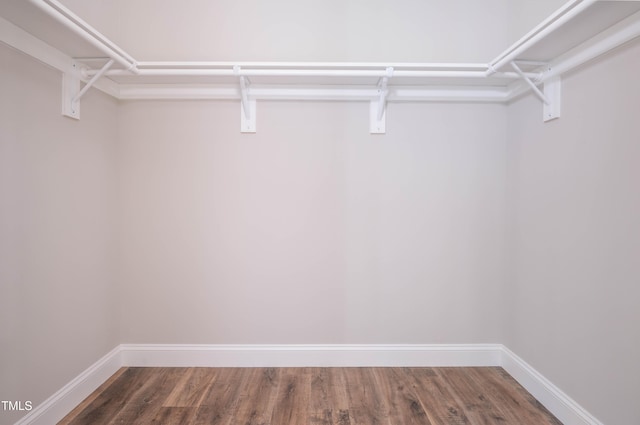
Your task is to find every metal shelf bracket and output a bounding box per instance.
[235,66,256,133]
[510,61,549,105]
[370,67,394,134]
[510,61,561,122]
[62,61,81,119]
[543,74,561,122]
[62,58,114,120]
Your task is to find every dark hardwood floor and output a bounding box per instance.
[59,367,563,424]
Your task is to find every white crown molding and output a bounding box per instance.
[12,343,605,425]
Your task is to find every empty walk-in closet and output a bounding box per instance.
[1,0,639,424]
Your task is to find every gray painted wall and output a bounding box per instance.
[116,100,508,345]
[0,44,120,424]
[506,40,640,425]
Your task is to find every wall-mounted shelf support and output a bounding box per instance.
[510,61,561,122]
[62,61,81,119]
[543,75,561,122]
[235,66,256,133]
[62,58,114,119]
[73,59,114,103]
[510,61,548,105]
[370,67,393,134]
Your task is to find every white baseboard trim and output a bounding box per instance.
[120,343,503,367]
[500,346,604,425]
[14,344,604,425]
[14,346,122,425]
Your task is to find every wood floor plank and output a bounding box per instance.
[405,367,471,425]
[150,406,197,425]
[326,368,352,425]
[270,367,310,425]
[193,368,250,425]
[64,367,165,425]
[233,367,280,425]
[344,368,391,425]
[107,368,186,424]
[471,367,563,425]
[366,368,394,425]
[58,366,563,425]
[374,367,433,425]
[435,367,508,425]
[163,367,217,408]
[464,367,530,424]
[58,367,127,425]
[309,367,333,425]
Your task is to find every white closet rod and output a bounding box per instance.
[137,61,488,70]
[86,68,537,79]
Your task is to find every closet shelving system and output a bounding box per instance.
[1,0,640,133]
